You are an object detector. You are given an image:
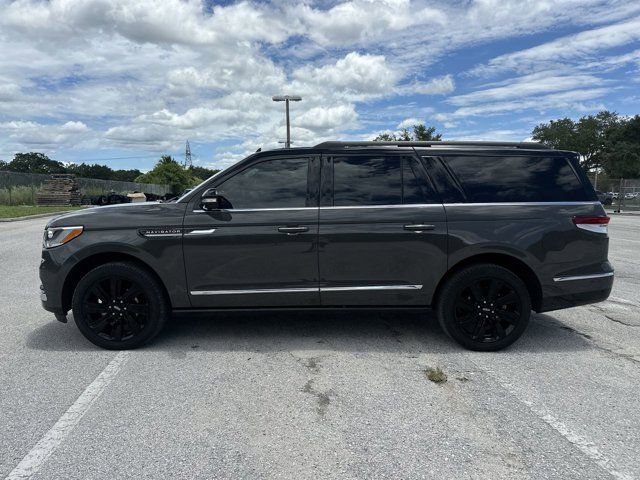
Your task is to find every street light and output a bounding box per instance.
[272,95,302,148]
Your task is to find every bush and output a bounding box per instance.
[0,186,37,205]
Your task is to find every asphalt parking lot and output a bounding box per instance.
[1,215,639,479]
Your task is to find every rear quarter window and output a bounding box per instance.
[442,155,591,203]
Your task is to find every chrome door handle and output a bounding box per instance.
[277,226,309,235]
[403,224,435,232]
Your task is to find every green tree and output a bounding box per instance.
[0,160,7,170]
[135,156,200,193]
[189,165,220,180]
[602,115,640,178]
[7,152,67,174]
[374,123,442,141]
[532,111,620,171]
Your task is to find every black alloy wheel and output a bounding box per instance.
[72,262,169,349]
[437,264,531,351]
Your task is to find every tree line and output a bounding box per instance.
[0,152,219,193]
[376,113,640,178]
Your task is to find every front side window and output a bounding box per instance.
[332,155,435,206]
[443,155,588,203]
[216,157,309,209]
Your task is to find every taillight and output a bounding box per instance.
[572,216,609,234]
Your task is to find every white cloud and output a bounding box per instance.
[470,16,640,77]
[449,72,605,106]
[293,52,401,100]
[0,120,90,149]
[399,75,455,96]
[296,105,358,131]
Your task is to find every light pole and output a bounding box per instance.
[272,95,301,148]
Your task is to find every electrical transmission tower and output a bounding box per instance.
[184,140,192,168]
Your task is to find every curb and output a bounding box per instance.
[0,211,75,223]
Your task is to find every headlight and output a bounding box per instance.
[43,226,84,248]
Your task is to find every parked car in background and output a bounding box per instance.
[39,141,613,352]
[596,190,613,205]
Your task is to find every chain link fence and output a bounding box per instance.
[0,171,171,205]
[590,176,640,211]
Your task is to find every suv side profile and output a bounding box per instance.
[40,141,613,351]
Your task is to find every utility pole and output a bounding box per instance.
[184,140,192,168]
[272,95,302,148]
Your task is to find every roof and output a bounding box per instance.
[313,140,550,150]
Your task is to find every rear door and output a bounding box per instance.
[318,152,447,306]
[183,155,320,307]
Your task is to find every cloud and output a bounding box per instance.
[292,52,401,100]
[470,16,640,77]
[296,105,358,131]
[0,120,90,149]
[449,72,605,106]
[399,75,455,96]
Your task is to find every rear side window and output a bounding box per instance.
[442,155,588,203]
[332,155,437,206]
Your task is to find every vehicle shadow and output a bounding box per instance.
[26,310,595,354]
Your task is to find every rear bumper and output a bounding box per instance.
[539,271,613,312]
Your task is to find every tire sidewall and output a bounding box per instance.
[72,262,168,349]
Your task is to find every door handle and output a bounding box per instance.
[403,224,435,232]
[277,226,309,235]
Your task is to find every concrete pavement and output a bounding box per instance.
[1,215,639,479]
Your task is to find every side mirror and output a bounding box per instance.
[200,188,222,211]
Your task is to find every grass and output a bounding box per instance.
[425,367,448,384]
[0,205,84,220]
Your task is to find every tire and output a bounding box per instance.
[436,264,531,351]
[71,262,169,349]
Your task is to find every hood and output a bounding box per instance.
[46,202,188,230]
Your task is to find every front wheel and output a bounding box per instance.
[72,262,169,349]
[436,264,531,351]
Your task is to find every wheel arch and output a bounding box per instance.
[433,253,543,312]
[61,252,171,312]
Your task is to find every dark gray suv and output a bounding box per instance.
[40,141,613,351]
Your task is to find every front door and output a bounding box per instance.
[183,155,320,308]
[318,152,447,306]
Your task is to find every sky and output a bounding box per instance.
[0,0,639,172]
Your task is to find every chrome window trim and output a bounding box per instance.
[553,272,614,282]
[193,207,317,213]
[321,204,440,210]
[192,201,599,213]
[190,285,423,295]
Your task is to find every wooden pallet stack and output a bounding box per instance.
[36,174,82,206]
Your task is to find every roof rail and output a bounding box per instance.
[313,140,551,150]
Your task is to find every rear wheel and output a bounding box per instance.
[436,264,531,351]
[72,262,169,349]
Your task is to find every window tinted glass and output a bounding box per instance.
[443,155,587,202]
[333,156,402,206]
[403,157,426,204]
[217,157,309,209]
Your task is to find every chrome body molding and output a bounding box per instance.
[553,272,614,282]
[443,201,600,207]
[190,285,423,295]
[320,285,423,292]
[190,287,318,296]
[185,228,216,236]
